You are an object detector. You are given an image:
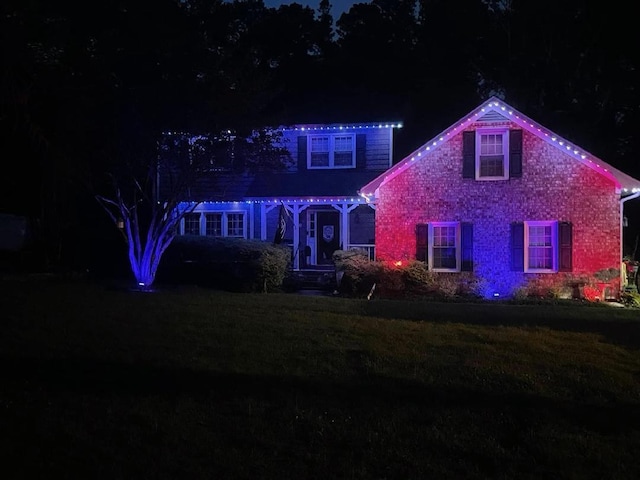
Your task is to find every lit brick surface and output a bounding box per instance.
[375,122,620,296]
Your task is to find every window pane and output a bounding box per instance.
[479,155,505,177]
[334,136,353,151]
[529,247,553,269]
[184,213,200,235]
[310,152,330,167]
[529,226,551,246]
[334,152,353,166]
[205,213,222,236]
[433,247,457,269]
[310,137,329,152]
[480,134,503,155]
[227,214,244,238]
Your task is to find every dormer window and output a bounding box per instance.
[476,129,509,180]
[308,134,355,169]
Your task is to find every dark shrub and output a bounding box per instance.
[333,249,382,297]
[158,236,290,292]
[333,251,483,300]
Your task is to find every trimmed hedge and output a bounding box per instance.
[158,236,290,292]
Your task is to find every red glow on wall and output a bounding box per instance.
[373,121,622,298]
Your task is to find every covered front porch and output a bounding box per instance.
[258,198,375,271]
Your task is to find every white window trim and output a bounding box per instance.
[475,128,509,180]
[182,211,247,239]
[428,222,461,272]
[225,212,246,238]
[307,133,356,169]
[524,220,558,273]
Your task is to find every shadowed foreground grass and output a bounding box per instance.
[1,277,640,479]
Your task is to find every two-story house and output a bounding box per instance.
[360,98,640,298]
[170,122,402,271]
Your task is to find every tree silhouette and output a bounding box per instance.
[94,134,201,288]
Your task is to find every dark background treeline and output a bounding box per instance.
[1,0,638,273]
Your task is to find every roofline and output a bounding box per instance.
[243,195,367,201]
[279,122,403,132]
[180,196,368,205]
[161,122,404,137]
[359,97,640,199]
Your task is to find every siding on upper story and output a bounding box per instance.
[279,124,395,173]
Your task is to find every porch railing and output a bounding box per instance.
[286,243,375,269]
[348,244,375,261]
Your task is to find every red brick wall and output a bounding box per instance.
[375,121,620,297]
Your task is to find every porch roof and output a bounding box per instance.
[244,170,383,200]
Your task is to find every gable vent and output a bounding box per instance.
[477,111,509,123]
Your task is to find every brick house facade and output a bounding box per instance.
[360,98,640,298]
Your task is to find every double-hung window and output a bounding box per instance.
[476,129,509,180]
[183,213,201,235]
[525,221,557,272]
[308,134,355,169]
[226,213,245,238]
[416,222,473,272]
[511,221,571,273]
[431,222,460,272]
[205,213,222,237]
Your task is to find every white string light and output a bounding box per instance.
[361,98,627,196]
[283,123,402,132]
[178,197,365,207]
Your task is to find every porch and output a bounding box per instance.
[259,199,376,271]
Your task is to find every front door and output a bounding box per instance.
[316,211,340,265]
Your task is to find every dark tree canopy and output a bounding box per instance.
[1,0,638,273]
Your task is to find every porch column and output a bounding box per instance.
[260,203,267,240]
[290,204,300,270]
[294,204,310,271]
[332,203,361,251]
[261,203,278,241]
[249,203,255,239]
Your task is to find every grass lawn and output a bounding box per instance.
[2,276,640,479]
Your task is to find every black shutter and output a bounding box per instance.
[509,130,523,178]
[461,223,473,271]
[297,136,307,170]
[510,222,525,271]
[462,131,475,178]
[559,222,573,272]
[356,134,366,169]
[416,223,429,263]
